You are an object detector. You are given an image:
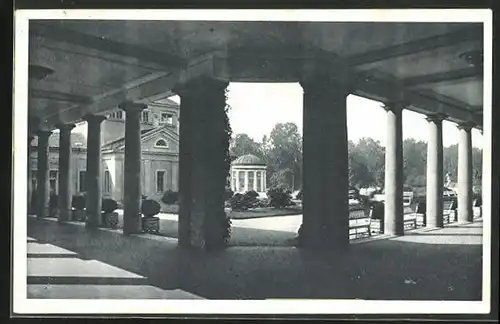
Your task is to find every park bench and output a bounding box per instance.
[368,205,417,235]
[348,205,371,239]
[412,197,457,227]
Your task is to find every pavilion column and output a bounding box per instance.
[83,114,106,228]
[299,76,350,250]
[27,135,34,214]
[235,170,240,192]
[263,170,266,192]
[175,77,229,249]
[119,102,146,235]
[56,123,75,222]
[425,113,446,228]
[244,171,249,192]
[457,122,474,223]
[383,102,405,236]
[253,171,258,191]
[36,130,52,219]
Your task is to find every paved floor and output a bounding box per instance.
[26,215,483,300]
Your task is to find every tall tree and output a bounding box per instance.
[266,122,303,190]
[229,133,263,158]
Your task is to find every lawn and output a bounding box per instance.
[159,201,303,219]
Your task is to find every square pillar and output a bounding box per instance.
[35,130,52,218]
[119,102,146,234]
[56,123,75,222]
[299,76,350,250]
[457,122,474,223]
[175,77,229,250]
[83,114,106,228]
[425,113,446,228]
[383,102,405,236]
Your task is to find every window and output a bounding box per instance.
[160,112,174,125]
[156,170,166,193]
[104,170,111,193]
[154,139,168,148]
[79,170,86,192]
[115,110,123,119]
[141,110,150,123]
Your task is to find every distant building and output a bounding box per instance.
[230,154,267,194]
[30,98,180,204]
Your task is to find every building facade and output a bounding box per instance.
[30,98,180,205]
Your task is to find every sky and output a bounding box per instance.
[170,83,483,149]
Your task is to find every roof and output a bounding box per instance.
[231,154,266,166]
[101,125,178,152]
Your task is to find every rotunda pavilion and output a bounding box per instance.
[230,154,267,194]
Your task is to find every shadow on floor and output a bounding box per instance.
[26,218,483,301]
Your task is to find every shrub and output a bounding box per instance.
[254,198,269,208]
[141,199,161,217]
[245,190,259,200]
[101,198,118,213]
[228,193,252,211]
[267,187,293,208]
[161,190,179,205]
[296,190,303,200]
[48,193,58,209]
[72,194,86,210]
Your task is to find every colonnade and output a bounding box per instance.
[28,75,479,249]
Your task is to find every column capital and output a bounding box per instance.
[382,101,408,113]
[300,74,351,97]
[83,114,107,124]
[425,113,447,123]
[456,121,475,131]
[118,101,147,113]
[55,123,76,132]
[173,77,229,97]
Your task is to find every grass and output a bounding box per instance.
[158,201,302,219]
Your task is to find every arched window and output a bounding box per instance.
[154,139,169,148]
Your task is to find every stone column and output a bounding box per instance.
[263,170,266,192]
[119,102,146,235]
[235,170,240,192]
[383,102,405,236]
[426,113,446,228]
[457,122,474,223]
[36,130,52,218]
[299,76,350,250]
[174,77,229,249]
[83,114,106,228]
[253,171,258,191]
[244,171,249,192]
[56,123,75,222]
[28,135,34,214]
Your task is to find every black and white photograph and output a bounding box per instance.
[11,9,493,316]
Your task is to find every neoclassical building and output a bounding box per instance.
[29,98,180,205]
[230,154,267,194]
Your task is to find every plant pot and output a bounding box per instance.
[103,211,119,229]
[72,209,86,222]
[142,216,160,234]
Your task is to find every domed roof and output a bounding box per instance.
[232,154,266,166]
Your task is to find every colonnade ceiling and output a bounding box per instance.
[27,20,484,131]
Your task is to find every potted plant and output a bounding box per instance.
[102,198,119,229]
[71,194,86,221]
[141,199,161,234]
[48,192,58,217]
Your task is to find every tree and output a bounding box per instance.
[229,133,263,158]
[266,123,303,191]
[403,139,427,187]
